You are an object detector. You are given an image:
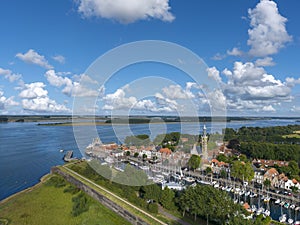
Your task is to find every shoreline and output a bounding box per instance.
[0,173,51,205]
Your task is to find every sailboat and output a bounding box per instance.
[279,214,287,223]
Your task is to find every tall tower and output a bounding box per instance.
[201,124,208,160]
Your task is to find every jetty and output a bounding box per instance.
[63,150,75,162]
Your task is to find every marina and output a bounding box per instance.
[123,158,300,223]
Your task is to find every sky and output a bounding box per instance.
[0,0,300,117]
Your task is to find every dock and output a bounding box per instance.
[63,150,75,162]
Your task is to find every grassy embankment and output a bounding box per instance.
[0,174,131,225]
[64,161,209,225]
[58,165,170,225]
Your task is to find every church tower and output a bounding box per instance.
[201,124,208,160]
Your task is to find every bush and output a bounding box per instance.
[147,203,158,214]
[64,185,80,195]
[46,176,66,188]
[71,192,89,217]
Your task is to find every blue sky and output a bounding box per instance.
[0,0,300,116]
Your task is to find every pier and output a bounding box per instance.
[63,151,74,162]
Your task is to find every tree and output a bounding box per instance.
[216,154,228,163]
[231,161,254,182]
[125,151,130,156]
[178,185,243,223]
[142,154,147,160]
[220,169,227,179]
[134,152,139,158]
[188,154,201,171]
[205,167,212,174]
[160,187,175,210]
[140,184,162,202]
[147,202,158,214]
[263,179,271,188]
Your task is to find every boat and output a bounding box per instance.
[294,221,300,225]
[226,186,232,192]
[290,204,296,210]
[239,190,245,196]
[264,209,270,217]
[250,192,257,198]
[295,206,300,211]
[256,207,264,216]
[245,191,251,197]
[279,214,287,223]
[59,149,64,153]
[280,201,285,206]
[251,205,257,213]
[264,196,271,202]
[213,183,220,188]
[284,202,290,209]
[275,199,281,204]
[287,218,293,224]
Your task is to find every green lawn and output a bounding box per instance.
[0,175,131,225]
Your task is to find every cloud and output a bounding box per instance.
[291,106,300,113]
[52,55,65,64]
[76,0,175,24]
[101,87,181,113]
[211,53,226,61]
[0,68,22,83]
[219,61,293,112]
[262,105,276,112]
[162,83,195,100]
[102,88,137,110]
[0,91,19,110]
[45,70,99,97]
[207,67,222,83]
[227,47,243,56]
[285,77,300,87]
[19,82,48,99]
[16,49,53,69]
[18,82,69,113]
[247,0,292,57]
[255,57,275,67]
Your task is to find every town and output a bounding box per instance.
[85,125,300,224]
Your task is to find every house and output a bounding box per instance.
[211,158,229,174]
[159,148,172,155]
[263,168,279,187]
[253,169,264,184]
[252,159,289,168]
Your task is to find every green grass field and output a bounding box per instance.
[0,175,131,225]
[282,133,300,138]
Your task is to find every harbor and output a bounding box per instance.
[115,157,300,224]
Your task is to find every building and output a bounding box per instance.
[201,124,208,160]
[263,168,279,187]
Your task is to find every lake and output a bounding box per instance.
[0,118,299,200]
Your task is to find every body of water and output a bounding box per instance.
[0,118,299,201]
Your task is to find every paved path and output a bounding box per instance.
[158,206,192,225]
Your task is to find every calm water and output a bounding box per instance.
[0,119,299,201]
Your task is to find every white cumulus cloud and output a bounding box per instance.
[52,55,65,64]
[76,0,175,24]
[227,47,243,56]
[0,91,19,110]
[45,70,99,97]
[18,82,69,113]
[247,0,292,57]
[0,68,22,82]
[16,49,53,69]
[255,57,275,67]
